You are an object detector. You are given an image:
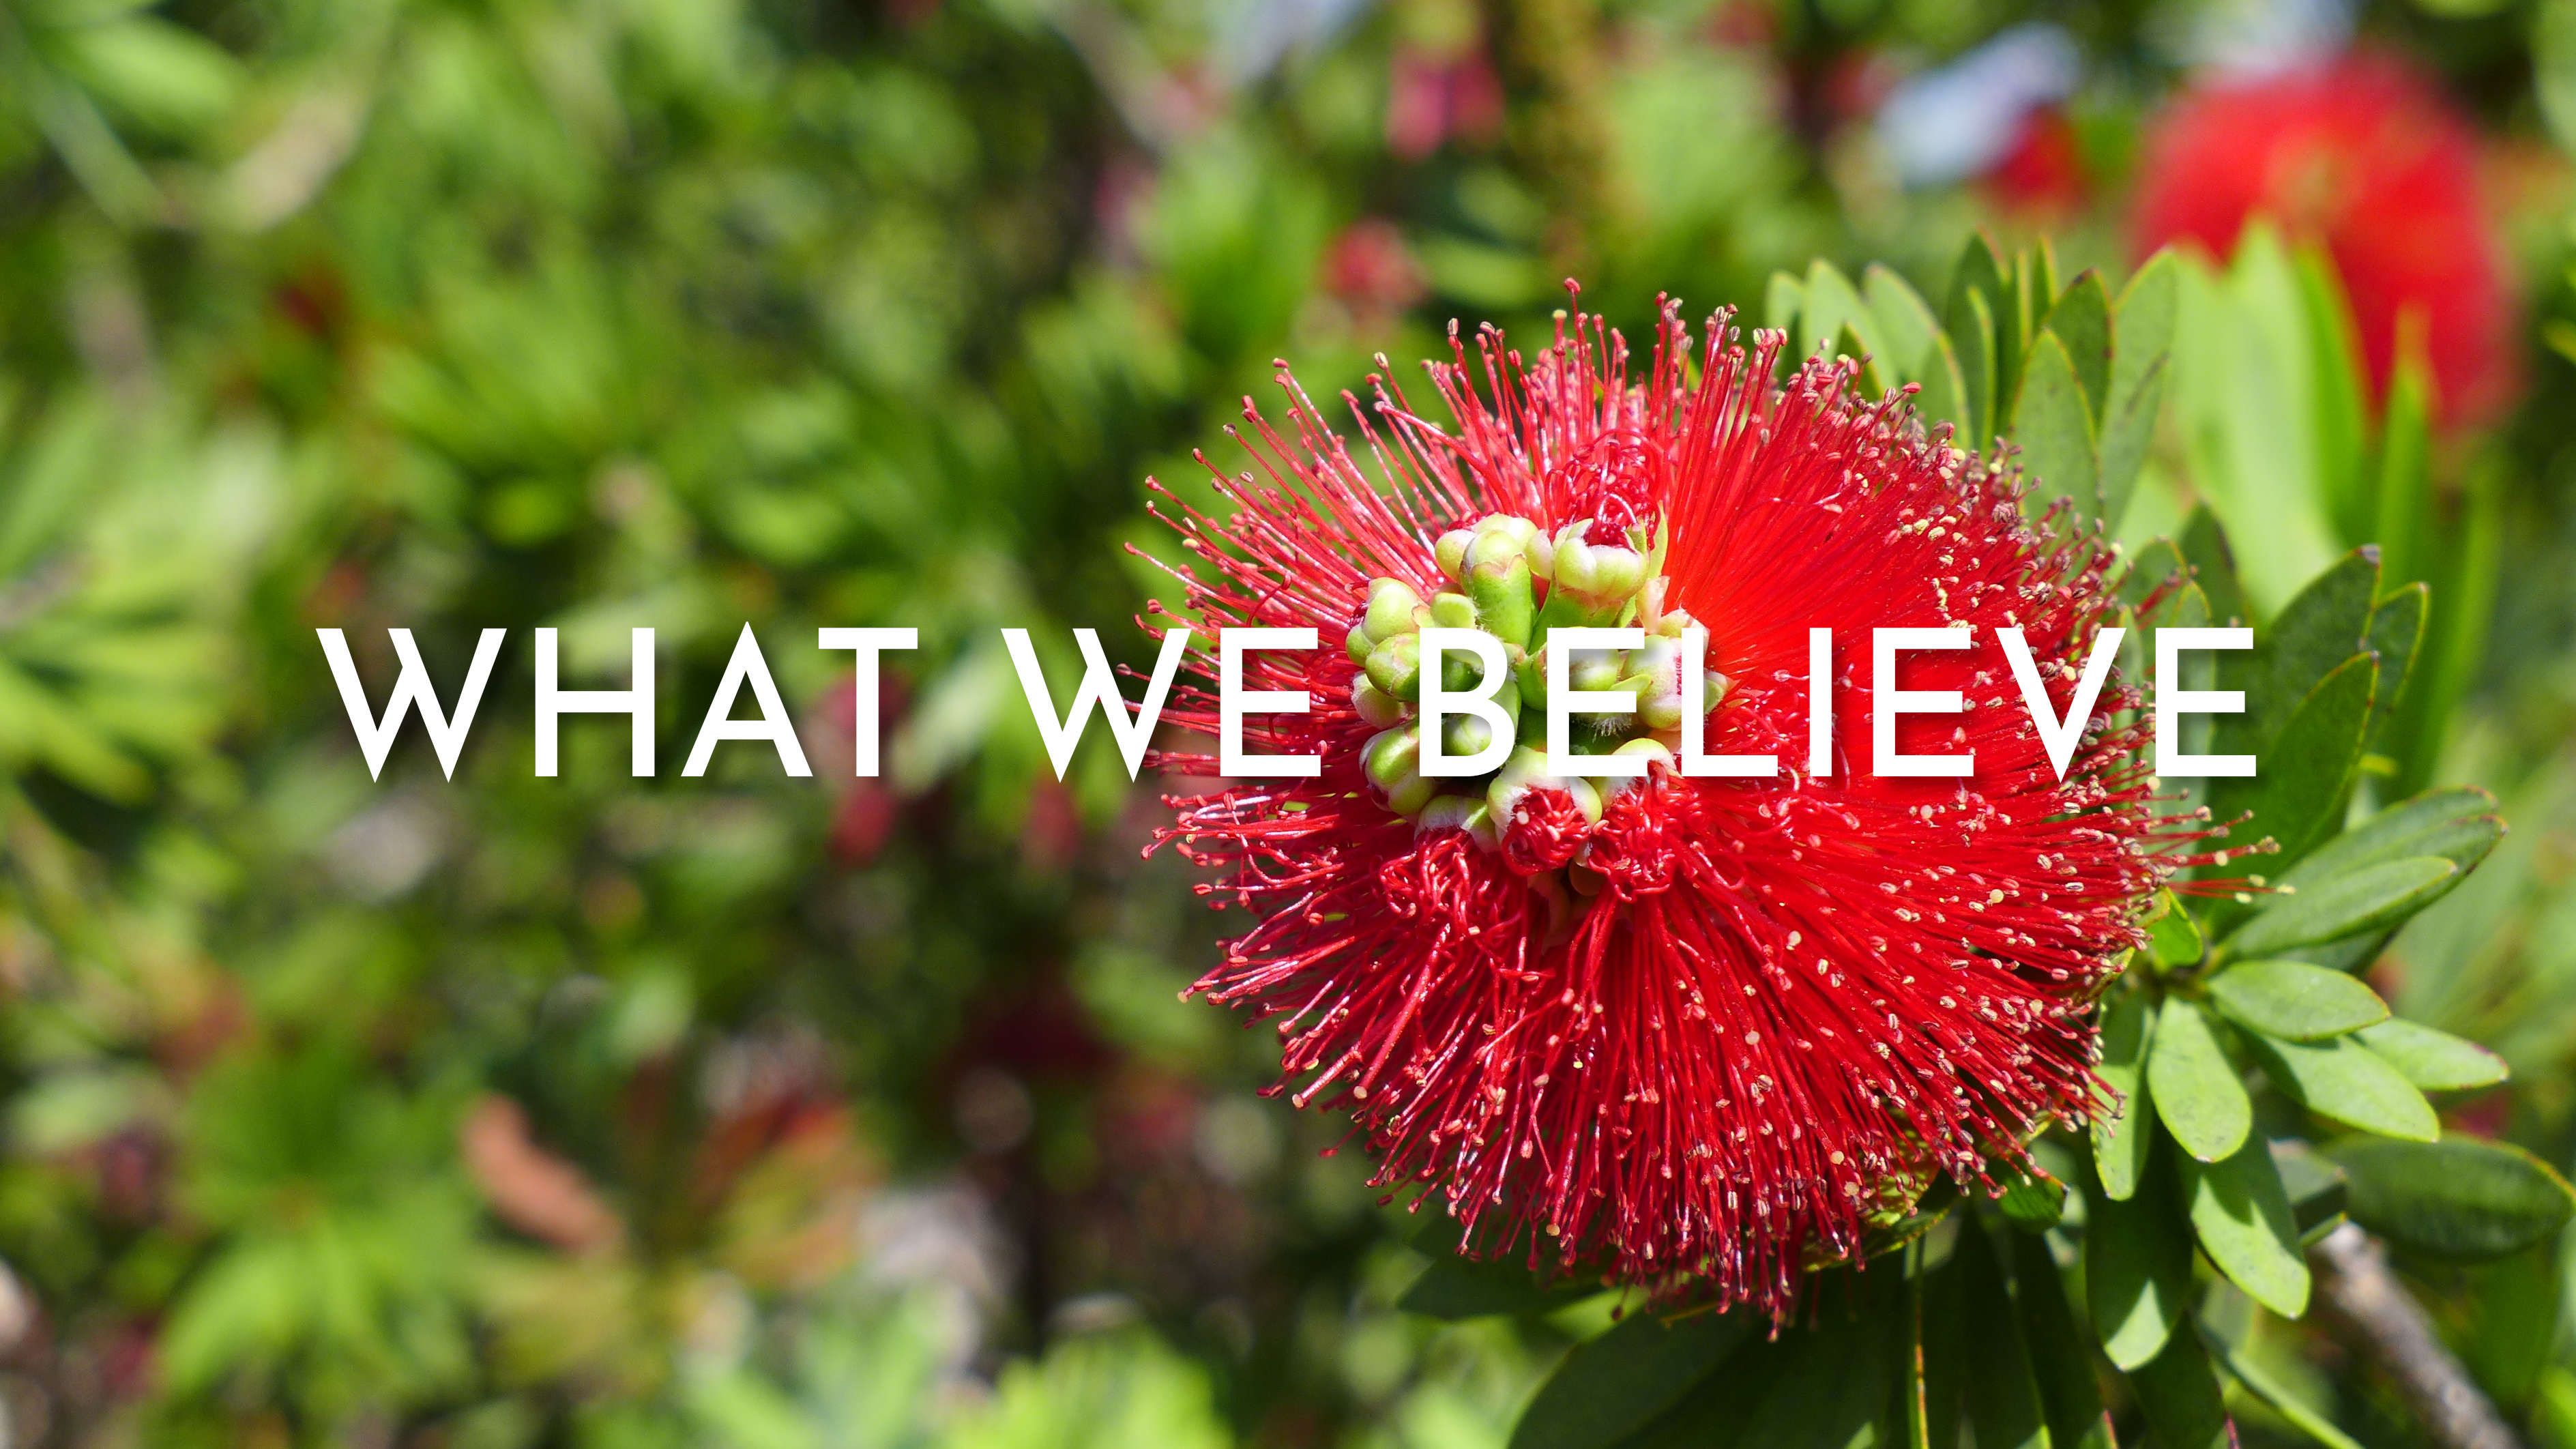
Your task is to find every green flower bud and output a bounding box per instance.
[1351,677,1407,728]
[1346,623,1373,664]
[1429,591,1478,630]
[1441,710,1502,759]
[1605,737,1675,796]
[1364,632,1422,702]
[1364,727,1435,815]
[1567,648,1624,694]
[1467,556,1535,650]
[1417,795,1499,851]
[1435,529,1477,581]
[1364,579,1423,641]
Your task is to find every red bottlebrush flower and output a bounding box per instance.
[1143,302,2176,1317]
[1388,45,1505,161]
[1985,105,2087,216]
[2133,53,2517,426]
[1321,219,1431,332]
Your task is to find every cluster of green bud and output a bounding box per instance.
[1344,512,1729,844]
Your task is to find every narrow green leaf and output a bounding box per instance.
[2251,1033,2439,1141]
[2096,353,2166,537]
[1995,1171,2066,1232]
[2208,961,2389,1040]
[2150,999,2249,1162]
[2295,249,2371,551]
[2326,1135,2576,1261]
[2128,1315,2234,1449]
[2362,583,2426,748]
[2094,992,2156,1201]
[1959,1216,2049,1449]
[2148,891,2204,970]
[2027,240,2060,330]
[1508,1307,1754,1449]
[1836,323,1891,401]
[1956,287,1997,448]
[2087,1152,2194,1369]
[1804,261,1880,366]
[2272,1140,2350,1240]
[2200,1321,2365,1449]
[2012,331,2100,521]
[2103,252,2182,536]
[2206,652,2375,896]
[2373,320,2435,594]
[2227,856,2459,958]
[2182,1133,2312,1317]
[2356,1019,2506,1092]
[2180,510,2251,630]
[1914,330,1972,442]
[1863,263,1941,382]
[2275,786,2501,890]
[2010,1231,2105,1449]
[2220,548,2379,756]
[2042,271,2111,413]
[1763,272,1806,338]
[1731,1291,1894,1449]
[1401,1253,1598,1319]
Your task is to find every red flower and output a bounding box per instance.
[2133,53,2517,426]
[1144,302,2176,1315]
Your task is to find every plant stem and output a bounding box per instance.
[2309,1222,2522,1449]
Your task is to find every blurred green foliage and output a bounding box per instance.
[1,0,2575,1446]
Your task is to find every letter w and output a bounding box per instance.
[317,628,507,780]
[1001,626,1192,780]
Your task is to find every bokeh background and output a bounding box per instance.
[3,0,2576,1444]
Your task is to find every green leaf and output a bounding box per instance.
[2356,1019,2507,1092]
[2150,999,2249,1162]
[2147,891,2204,970]
[2208,652,2376,882]
[1955,287,1998,448]
[2251,1034,2438,1141]
[2373,323,2435,594]
[2295,249,2371,552]
[2272,1139,2350,1241]
[1913,330,1972,441]
[2094,991,2156,1201]
[2179,510,2251,630]
[1937,234,2019,425]
[1836,323,1892,400]
[1638,1274,1906,1444]
[2012,332,2100,520]
[1958,1217,2048,1449]
[2200,1320,2364,1449]
[1508,1307,1755,1449]
[2128,1314,2234,1449]
[1803,262,1879,365]
[2362,583,2426,747]
[2208,960,2389,1040]
[2042,272,2111,413]
[1763,272,1806,337]
[1995,1170,2066,1232]
[2326,1135,2576,1261]
[2087,1152,2194,1369]
[2222,548,2380,755]
[1863,263,1941,383]
[2010,1230,2106,1449]
[2275,786,2502,890]
[2102,253,2181,534]
[1401,1253,1598,1319]
[2227,856,2460,958]
[2182,1133,2311,1317]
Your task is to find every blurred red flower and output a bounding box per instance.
[1985,106,2086,216]
[2133,53,2517,426]
[1144,301,2180,1315]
